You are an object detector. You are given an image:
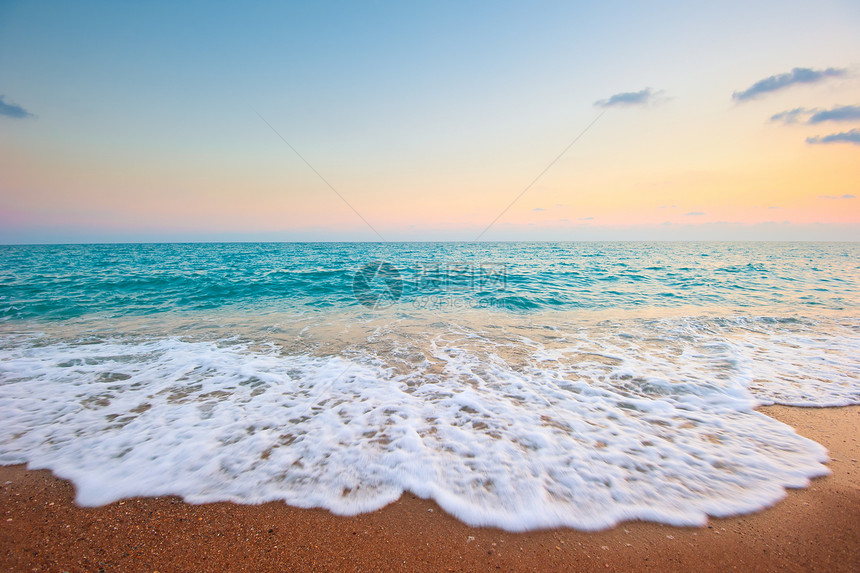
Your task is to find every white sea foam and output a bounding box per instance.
[0,314,855,531]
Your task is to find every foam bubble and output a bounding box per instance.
[1,314,849,531]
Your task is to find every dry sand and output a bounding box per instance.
[1,405,857,572]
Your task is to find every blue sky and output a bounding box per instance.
[1,0,859,242]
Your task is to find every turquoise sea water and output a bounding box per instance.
[1,242,858,530]
[2,242,857,318]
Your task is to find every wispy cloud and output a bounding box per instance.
[770,107,811,124]
[0,95,34,119]
[594,88,659,108]
[532,207,546,212]
[685,211,706,216]
[806,129,860,145]
[809,105,860,124]
[732,67,845,101]
[818,193,856,199]
[771,105,860,125]
[579,216,594,221]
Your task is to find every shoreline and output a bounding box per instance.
[2,405,858,572]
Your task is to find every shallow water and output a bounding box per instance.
[1,242,857,530]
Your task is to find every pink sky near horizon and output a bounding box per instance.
[1,1,859,242]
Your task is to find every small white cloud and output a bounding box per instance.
[0,95,34,119]
[772,106,860,125]
[807,129,860,145]
[809,105,860,124]
[733,67,845,101]
[770,107,813,124]
[818,193,856,199]
[594,88,661,108]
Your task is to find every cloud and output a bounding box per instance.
[806,129,860,145]
[809,105,860,124]
[773,105,860,125]
[0,95,34,119]
[579,216,594,221]
[532,207,546,212]
[594,88,658,108]
[685,211,706,216]
[818,194,856,199]
[732,67,845,101]
[770,107,811,124]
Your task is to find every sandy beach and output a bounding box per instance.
[1,405,857,573]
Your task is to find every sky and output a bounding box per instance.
[1,0,859,243]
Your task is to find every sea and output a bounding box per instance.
[1,242,858,531]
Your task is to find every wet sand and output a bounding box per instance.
[1,405,857,572]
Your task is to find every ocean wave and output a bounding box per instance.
[1,312,855,531]
[1,242,857,318]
